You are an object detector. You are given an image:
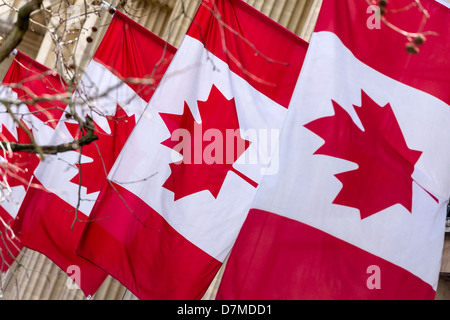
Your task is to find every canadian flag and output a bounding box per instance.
[77,0,308,299]
[217,0,450,300]
[12,11,176,297]
[0,51,67,273]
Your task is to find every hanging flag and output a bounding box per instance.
[0,51,67,273]
[12,10,176,297]
[76,0,308,300]
[217,0,450,300]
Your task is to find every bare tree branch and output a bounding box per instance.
[0,0,44,64]
[0,116,98,154]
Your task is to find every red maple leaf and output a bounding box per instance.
[66,105,135,194]
[0,123,39,188]
[160,84,252,200]
[304,90,423,219]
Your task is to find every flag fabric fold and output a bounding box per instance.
[12,11,176,297]
[217,0,450,300]
[0,51,67,273]
[76,0,308,300]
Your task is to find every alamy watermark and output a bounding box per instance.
[66,265,81,290]
[367,5,382,30]
[167,127,281,176]
[366,265,381,290]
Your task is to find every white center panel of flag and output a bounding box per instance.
[107,35,288,262]
[0,87,56,145]
[33,61,148,217]
[0,87,56,218]
[0,88,30,219]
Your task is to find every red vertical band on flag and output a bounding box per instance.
[3,51,67,129]
[0,208,21,273]
[217,209,436,300]
[94,10,176,103]
[314,0,450,105]
[77,182,222,299]
[12,178,108,295]
[187,0,308,109]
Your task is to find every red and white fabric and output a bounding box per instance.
[77,0,308,300]
[217,0,450,300]
[12,11,176,297]
[0,51,67,273]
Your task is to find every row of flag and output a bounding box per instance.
[0,0,449,300]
